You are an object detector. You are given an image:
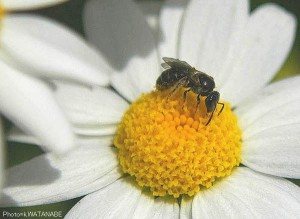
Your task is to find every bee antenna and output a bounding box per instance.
[205,112,213,126]
[205,106,216,126]
[217,102,225,116]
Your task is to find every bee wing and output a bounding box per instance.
[162,57,192,69]
[161,62,171,69]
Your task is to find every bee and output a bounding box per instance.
[156,57,224,125]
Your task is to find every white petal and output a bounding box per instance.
[0,118,4,192]
[1,14,110,86]
[7,126,114,147]
[55,82,129,126]
[190,167,300,218]
[148,198,179,219]
[132,195,179,219]
[8,127,41,146]
[2,0,67,11]
[0,60,74,154]
[54,82,125,136]
[0,141,121,206]
[236,76,300,128]
[242,99,300,138]
[66,178,179,219]
[8,120,115,143]
[179,196,193,219]
[65,179,142,219]
[236,77,300,178]
[158,0,187,58]
[111,55,159,102]
[179,0,249,78]
[84,0,158,70]
[84,0,159,101]
[73,125,117,137]
[220,4,296,105]
[137,0,162,35]
[242,124,300,178]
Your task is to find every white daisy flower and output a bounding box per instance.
[1,0,300,218]
[0,0,112,153]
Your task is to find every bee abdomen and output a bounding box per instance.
[156,69,186,90]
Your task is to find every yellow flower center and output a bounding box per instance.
[114,88,242,198]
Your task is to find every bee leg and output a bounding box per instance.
[217,102,225,115]
[182,89,191,109]
[194,94,201,113]
[167,77,188,100]
[206,105,217,126]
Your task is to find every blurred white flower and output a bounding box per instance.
[1,0,300,218]
[0,0,112,154]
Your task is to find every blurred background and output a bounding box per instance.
[2,0,300,217]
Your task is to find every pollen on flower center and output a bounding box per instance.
[114,88,242,198]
